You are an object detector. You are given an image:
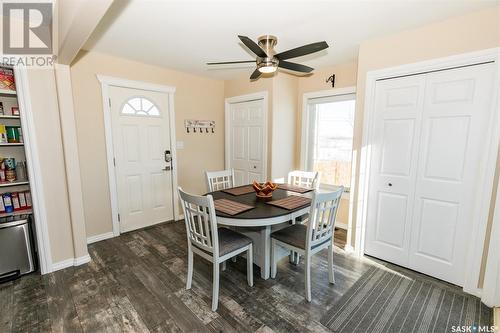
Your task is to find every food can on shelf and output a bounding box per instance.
[3,193,13,213]
[5,169,16,182]
[4,157,15,170]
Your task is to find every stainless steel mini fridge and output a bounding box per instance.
[0,218,36,282]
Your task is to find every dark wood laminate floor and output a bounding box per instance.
[0,222,472,332]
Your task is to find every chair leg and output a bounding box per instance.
[186,247,193,290]
[328,244,335,284]
[212,261,220,311]
[222,261,226,271]
[271,239,277,279]
[247,245,253,287]
[305,254,311,302]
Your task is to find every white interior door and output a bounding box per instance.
[365,62,496,286]
[110,86,174,233]
[365,75,425,266]
[408,63,495,285]
[228,99,265,185]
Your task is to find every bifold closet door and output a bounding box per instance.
[408,63,495,286]
[365,62,496,286]
[364,75,425,267]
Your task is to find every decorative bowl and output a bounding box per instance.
[252,181,278,198]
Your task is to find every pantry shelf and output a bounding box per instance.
[0,208,32,218]
[0,115,20,119]
[0,180,29,187]
[0,143,23,146]
[0,89,16,96]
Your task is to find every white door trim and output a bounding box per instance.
[300,86,357,171]
[224,91,269,181]
[357,47,500,298]
[97,75,179,237]
[14,67,52,274]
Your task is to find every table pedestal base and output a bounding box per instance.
[235,223,290,279]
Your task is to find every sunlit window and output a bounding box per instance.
[306,93,355,189]
[121,97,160,117]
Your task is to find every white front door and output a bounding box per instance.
[365,62,496,286]
[110,86,174,233]
[229,99,266,185]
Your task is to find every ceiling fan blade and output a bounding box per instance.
[250,69,261,80]
[278,60,314,73]
[275,41,329,60]
[207,60,255,65]
[238,35,268,58]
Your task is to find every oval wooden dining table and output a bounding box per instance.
[209,187,313,279]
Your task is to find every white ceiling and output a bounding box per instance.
[84,0,498,80]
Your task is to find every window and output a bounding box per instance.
[305,93,355,189]
[121,97,160,117]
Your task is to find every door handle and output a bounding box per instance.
[388,183,392,187]
[163,166,171,171]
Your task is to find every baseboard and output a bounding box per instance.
[87,231,115,244]
[74,254,91,266]
[50,254,92,272]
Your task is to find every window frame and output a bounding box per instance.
[300,87,356,193]
[119,95,162,118]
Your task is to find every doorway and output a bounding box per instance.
[99,76,179,235]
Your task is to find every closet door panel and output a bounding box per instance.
[409,63,496,286]
[364,75,425,266]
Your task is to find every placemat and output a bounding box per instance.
[214,199,255,215]
[267,195,312,210]
[221,185,255,196]
[277,183,313,194]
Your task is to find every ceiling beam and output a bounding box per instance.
[57,0,114,65]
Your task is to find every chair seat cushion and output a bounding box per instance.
[218,228,252,256]
[271,224,331,250]
[271,224,308,249]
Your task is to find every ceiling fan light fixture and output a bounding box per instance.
[257,58,279,73]
[258,65,277,73]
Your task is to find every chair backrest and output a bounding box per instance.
[288,170,320,189]
[205,169,235,192]
[178,187,219,256]
[306,187,344,249]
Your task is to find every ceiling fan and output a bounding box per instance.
[207,35,329,80]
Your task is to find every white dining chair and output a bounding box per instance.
[287,170,320,190]
[205,169,235,192]
[178,187,253,311]
[270,187,344,302]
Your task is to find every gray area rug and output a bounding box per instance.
[320,266,492,333]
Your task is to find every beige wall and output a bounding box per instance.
[26,68,76,263]
[70,51,225,238]
[295,61,358,167]
[350,5,500,251]
[271,73,298,180]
